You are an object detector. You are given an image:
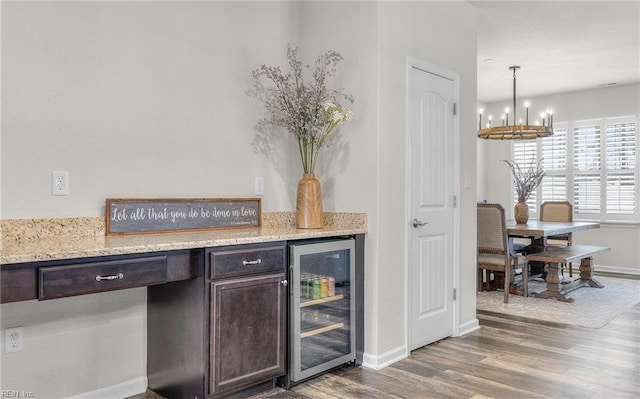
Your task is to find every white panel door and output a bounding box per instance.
[408,65,455,350]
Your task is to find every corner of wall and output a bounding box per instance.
[361,345,408,371]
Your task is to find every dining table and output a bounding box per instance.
[505,219,604,300]
[506,220,601,245]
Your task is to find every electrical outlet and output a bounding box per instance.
[255,177,264,196]
[52,171,69,195]
[5,326,23,353]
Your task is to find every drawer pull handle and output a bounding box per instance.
[96,273,124,282]
[242,259,262,266]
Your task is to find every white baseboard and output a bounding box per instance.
[67,377,147,399]
[361,345,407,370]
[457,318,480,336]
[593,264,640,276]
[361,320,481,370]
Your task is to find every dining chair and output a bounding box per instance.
[540,201,574,277]
[477,203,528,303]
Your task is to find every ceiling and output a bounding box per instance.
[474,1,640,104]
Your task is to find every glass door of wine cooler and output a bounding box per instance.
[289,239,355,383]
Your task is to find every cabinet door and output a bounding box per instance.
[209,273,286,397]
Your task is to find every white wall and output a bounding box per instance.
[1,1,478,396]
[478,84,640,273]
[1,1,302,218]
[1,290,147,398]
[376,0,478,363]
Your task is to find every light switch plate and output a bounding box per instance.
[255,177,264,196]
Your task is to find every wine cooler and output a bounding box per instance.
[287,238,356,384]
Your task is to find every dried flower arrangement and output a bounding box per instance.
[502,159,546,202]
[249,45,354,174]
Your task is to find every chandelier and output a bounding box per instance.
[477,66,554,140]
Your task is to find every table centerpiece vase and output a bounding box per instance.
[503,159,545,226]
[514,201,529,224]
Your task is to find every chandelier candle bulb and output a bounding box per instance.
[524,101,530,125]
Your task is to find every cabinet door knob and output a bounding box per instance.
[281,280,288,286]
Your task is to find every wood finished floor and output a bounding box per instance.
[133,302,640,399]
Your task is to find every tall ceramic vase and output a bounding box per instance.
[514,201,529,224]
[296,173,323,229]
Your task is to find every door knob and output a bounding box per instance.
[412,218,429,228]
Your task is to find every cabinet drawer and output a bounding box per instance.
[210,245,285,279]
[39,256,167,299]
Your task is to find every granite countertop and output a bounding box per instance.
[1,212,367,265]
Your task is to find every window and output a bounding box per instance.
[512,115,639,222]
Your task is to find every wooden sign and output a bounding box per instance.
[106,198,261,235]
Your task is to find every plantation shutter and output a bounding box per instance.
[573,121,602,216]
[541,123,567,201]
[605,117,636,216]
